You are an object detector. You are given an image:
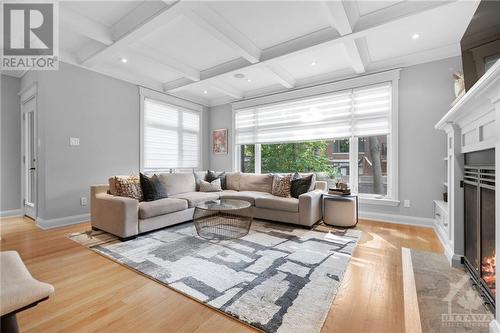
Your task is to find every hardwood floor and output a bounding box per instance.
[0,217,442,333]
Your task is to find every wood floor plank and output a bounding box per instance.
[0,216,442,333]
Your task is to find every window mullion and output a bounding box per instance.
[255,144,262,174]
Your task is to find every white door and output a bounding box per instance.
[22,97,37,219]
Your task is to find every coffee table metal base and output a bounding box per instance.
[194,205,252,240]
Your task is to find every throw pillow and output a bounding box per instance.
[206,170,226,189]
[290,174,314,199]
[113,175,144,201]
[140,173,168,201]
[272,174,293,197]
[199,178,222,192]
[193,171,207,191]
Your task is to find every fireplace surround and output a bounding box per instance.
[463,149,496,308]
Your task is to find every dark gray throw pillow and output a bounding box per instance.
[206,170,226,190]
[290,174,314,199]
[140,173,168,201]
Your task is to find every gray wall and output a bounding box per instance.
[1,74,21,213]
[21,62,140,220]
[208,104,233,171]
[207,57,462,219]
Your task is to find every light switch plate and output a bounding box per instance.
[403,200,411,208]
[80,197,88,206]
[70,137,80,146]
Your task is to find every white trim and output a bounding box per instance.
[490,320,500,333]
[139,87,203,112]
[359,197,400,206]
[232,68,400,110]
[359,211,434,228]
[36,214,90,230]
[433,223,462,267]
[0,209,23,218]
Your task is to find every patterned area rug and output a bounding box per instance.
[69,221,360,333]
[411,249,494,332]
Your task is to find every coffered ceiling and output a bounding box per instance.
[5,0,480,106]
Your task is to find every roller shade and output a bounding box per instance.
[234,82,392,144]
[143,98,200,172]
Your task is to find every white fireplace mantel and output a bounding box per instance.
[435,60,500,333]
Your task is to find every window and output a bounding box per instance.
[141,95,201,173]
[234,80,397,201]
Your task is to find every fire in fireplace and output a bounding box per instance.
[482,251,496,297]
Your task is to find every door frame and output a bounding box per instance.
[19,83,38,220]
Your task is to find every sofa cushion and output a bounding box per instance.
[239,173,273,193]
[199,179,222,192]
[170,192,220,208]
[219,190,268,205]
[140,173,168,201]
[272,174,293,197]
[158,173,196,196]
[193,171,207,191]
[206,170,226,189]
[290,174,315,199]
[255,195,299,212]
[139,198,188,219]
[225,172,241,191]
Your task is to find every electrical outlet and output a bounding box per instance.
[80,197,88,206]
[70,137,80,146]
[403,200,411,208]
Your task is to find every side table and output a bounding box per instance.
[322,193,358,227]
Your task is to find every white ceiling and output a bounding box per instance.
[4,0,479,107]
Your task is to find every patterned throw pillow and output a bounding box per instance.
[140,173,168,201]
[113,175,143,201]
[199,178,222,192]
[272,174,293,197]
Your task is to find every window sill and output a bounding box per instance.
[358,197,400,207]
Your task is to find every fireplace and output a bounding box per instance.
[463,149,496,308]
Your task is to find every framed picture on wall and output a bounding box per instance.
[212,129,228,154]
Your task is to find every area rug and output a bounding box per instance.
[410,249,493,333]
[69,221,360,333]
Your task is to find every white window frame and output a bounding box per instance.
[232,70,400,206]
[139,87,204,172]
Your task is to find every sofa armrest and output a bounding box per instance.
[314,181,328,192]
[298,190,323,227]
[91,187,139,238]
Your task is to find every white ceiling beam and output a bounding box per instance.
[127,46,200,81]
[59,5,113,45]
[322,1,366,74]
[161,1,453,93]
[181,3,261,63]
[81,2,185,67]
[343,39,365,74]
[322,1,352,35]
[265,64,296,89]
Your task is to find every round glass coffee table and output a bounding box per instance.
[193,199,253,240]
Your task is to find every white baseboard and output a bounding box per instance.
[0,208,23,218]
[490,320,500,333]
[36,214,90,229]
[359,211,435,228]
[433,223,462,267]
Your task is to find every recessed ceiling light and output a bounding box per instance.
[247,79,252,83]
[120,57,128,63]
[412,33,420,40]
[234,73,245,79]
[203,90,208,94]
[311,61,317,66]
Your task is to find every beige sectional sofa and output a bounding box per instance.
[91,172,327,240]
